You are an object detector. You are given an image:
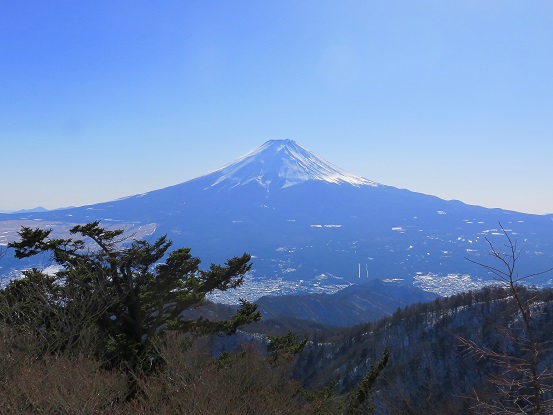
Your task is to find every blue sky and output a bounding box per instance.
[1,1,552,214]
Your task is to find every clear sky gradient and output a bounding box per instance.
[1,1,552,214]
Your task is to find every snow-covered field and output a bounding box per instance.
[207,273,351,304]
[413,273,493,297]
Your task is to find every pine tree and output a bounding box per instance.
[3,221,260,399]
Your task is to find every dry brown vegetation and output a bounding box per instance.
[0,325,308,415]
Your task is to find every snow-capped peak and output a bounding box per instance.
[206,139,377,190]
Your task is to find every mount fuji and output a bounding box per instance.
[207,139,374,190]
[2,139,553,300]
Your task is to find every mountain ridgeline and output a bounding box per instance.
[255,279,438,327]
[1,139,553,297]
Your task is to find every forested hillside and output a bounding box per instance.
[296,286,553,414]
[2,285,552,414]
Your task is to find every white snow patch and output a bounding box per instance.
[43,265,63,276]
[382,278,404,283]
[413,273,493,296]
[205,140,377,190]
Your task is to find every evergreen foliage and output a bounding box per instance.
[267,331,308,365]
[345,346,389,413]
[3,221,261,398]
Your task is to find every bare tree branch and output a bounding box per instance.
[462,222,553,414]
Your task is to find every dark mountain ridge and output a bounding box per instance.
[255,279,438,326]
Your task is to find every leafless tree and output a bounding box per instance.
[461,223,553,414]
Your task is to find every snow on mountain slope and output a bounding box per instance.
[205,139,377,190]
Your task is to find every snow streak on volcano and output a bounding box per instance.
[206,139,377,190]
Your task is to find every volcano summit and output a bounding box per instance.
[206,139,375,190]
